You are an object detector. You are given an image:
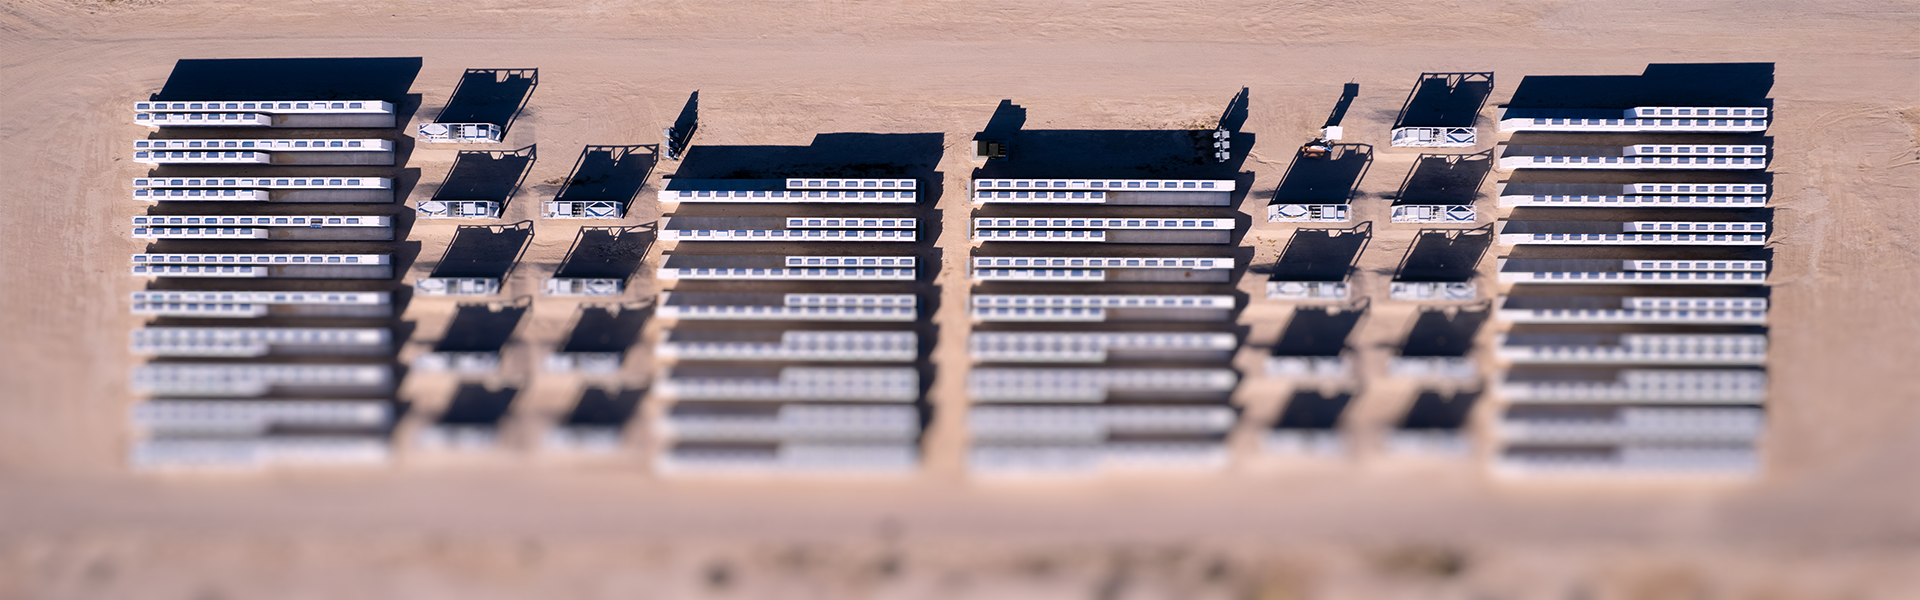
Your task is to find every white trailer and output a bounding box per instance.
[541,200,624,219]
[1389,126,1476,147]
[415,122,502,143]
[415,200,501,219]
[541,278,624,296]
[1268,204,1351,223]
[413,277,501,297]
[971,294,1234,322]
[659,292,918,322]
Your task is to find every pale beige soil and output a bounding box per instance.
[2,0,1919,598]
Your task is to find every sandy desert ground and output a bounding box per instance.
[2,0,1919,598]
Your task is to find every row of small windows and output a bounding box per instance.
[135,140,366,148]
[136,102,368,110]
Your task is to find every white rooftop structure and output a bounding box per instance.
[133,215,389,240]
[136,100,394,114]
[1498,296,1768,325]
[132,399,393,436]
[1498,106,1769,133]
[1498,194,1768,208]
[659,256,916,281]
[656,404,920,442]
[414,277,501,297]
[969,332,1237,363]
[131,327,389,357]
[659,330,917,362]
[1499,148,1767,170]
[969,368,1238,403]
[1268,204,1351,223]
[1502,370,1768,404]
[135,100,396,129]
[972,216,1234,244]
[659,292,918,322]
[130,290,390,318]
[131,253,390,278]
[1498,258,1769,285]
[971,179,1235,206]
[1265,355,1354,380]
[1498,221,1766,246]
[968,442,1228,474]
[659,367,919,402]
[1494,443,1759,476]
[658,442,919,475]
[661,217,917,242]
[129,436,391,471]
[1499,334,1767,365]
[130,363,392,397]
[133,139,392,164]
[663,178,918,204]
[970,405,1235,442]
[134,176,390,189]
[415,200,501,219]
[1386,356,1478,380]
[1498,406,1764,444]
[970,255,1231,282]
[971,294,1234,322]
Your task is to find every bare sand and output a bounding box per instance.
[3,0,1919,597]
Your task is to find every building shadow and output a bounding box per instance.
[154,57,421,102]
[1273,303,1367,356]
[1391,151,1492,205]
[432,221,534,279]
[435,68,538,133]
[1393,73,1494,129]
[554,224,655,280]
[1394,225,1492,282]
[561,305,650,353]
[673,132,945,180]
[1220,87,1251,132]
[1267,223,1371,281]
[666,91,699,159]
[564,388,645,427]
[1276,391,1352,429]
[555,145,656,206]
[1325,83,1359,128]
[1505,63,1774,109]
[1401,391,1479,429]
[433,146,537,210]
[966,98,1252,180]
[433,301,528,353]
[440,384,518,426]
[1272,143,1371,204]
[1399,306,1489,357]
